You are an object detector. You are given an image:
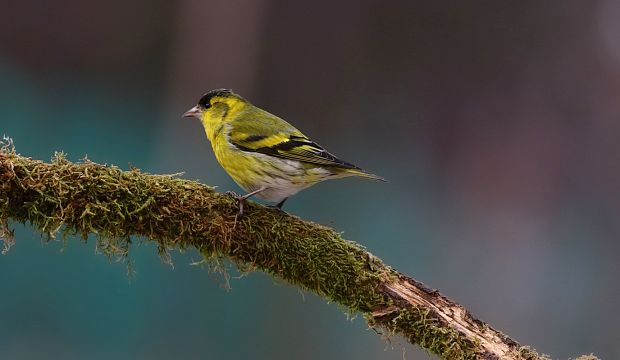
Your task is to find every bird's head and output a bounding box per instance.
[183,89,247,136]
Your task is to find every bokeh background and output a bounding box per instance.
[1,1,619,359]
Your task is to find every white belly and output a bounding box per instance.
[253,181,310,203]
[236,155,335,203]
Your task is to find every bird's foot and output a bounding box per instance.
[225,191,246,216]
[225,190,241,198]
[266,204,286,213]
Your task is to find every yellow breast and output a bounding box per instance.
[209,127,263,192]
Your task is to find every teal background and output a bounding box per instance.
[1,1,619,359]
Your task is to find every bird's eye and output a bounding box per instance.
[203,103,211,109]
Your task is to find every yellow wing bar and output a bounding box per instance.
[232,133,360,169]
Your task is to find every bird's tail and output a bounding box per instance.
[346,169,387,182]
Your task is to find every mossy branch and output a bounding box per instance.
[0,142,593,360]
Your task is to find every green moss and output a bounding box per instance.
[368,307,477,360]
[0,143,393,312]
[0,218,13,254]
[517,346,551,360]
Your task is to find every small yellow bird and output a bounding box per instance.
[183,89,384,213]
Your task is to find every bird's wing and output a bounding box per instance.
[228,110,360,169]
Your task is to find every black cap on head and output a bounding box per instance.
[198,88,234,108]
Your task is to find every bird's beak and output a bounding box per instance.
[183,106,201,119]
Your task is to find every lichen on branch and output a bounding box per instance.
[0,139,588,360]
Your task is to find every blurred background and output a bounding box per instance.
[1,0,619,359]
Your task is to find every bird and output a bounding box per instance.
[183,89,384,214]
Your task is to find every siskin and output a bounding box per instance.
[183,89,384,213]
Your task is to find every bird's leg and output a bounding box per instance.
[226,187,266,215]
[266,197,288,213]
[275,198,288,209]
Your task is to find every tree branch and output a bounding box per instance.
[0,142,591,360]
